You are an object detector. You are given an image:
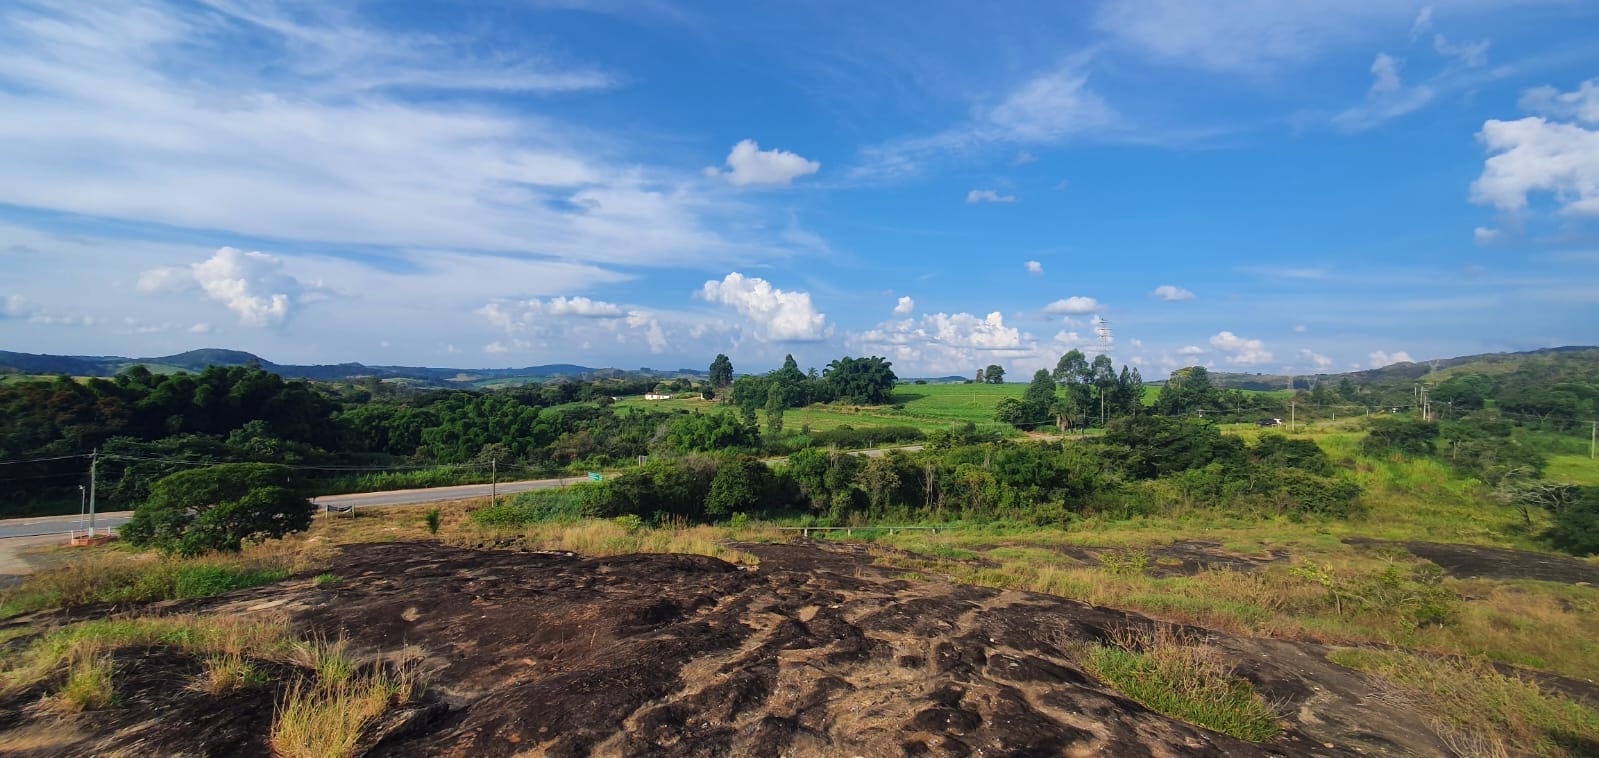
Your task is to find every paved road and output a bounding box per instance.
[313,477,578,508]
[0,444,934,540]
[0,512,133,540]
[0,477,576,539]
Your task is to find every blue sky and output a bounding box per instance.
[1,1,1597,378]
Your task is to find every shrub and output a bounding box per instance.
[1097,548,1151,576]
[1360,418,1439,457]
[1271,469,1363,518]
[471,486,601,527]
[122,463,313,556]
[1546,486,1599,556]
[424,508,441,535]
[705,458,772,517]
[809,425,924,449]
[613,514,644,533]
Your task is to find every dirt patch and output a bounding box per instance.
[1036,540,1288,578]
[1345,538,1599,585]
[0,540,1520,756]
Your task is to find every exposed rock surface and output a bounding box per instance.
[1,540,1499,756]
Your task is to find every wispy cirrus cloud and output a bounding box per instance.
[852,56,1118,179]
[0,0,811,271]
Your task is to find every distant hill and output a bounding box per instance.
[1195,346,1599,391]
[0,348,704,387]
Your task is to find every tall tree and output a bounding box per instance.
[1121,367,1144,416]
[1090,354,1116,423]
[764,383,786,436]
[708,354,734,390]
[984,364,1006,384]
[1023,369,1057,413]
[1053,349,1087,386]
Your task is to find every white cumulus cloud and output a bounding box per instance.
[477,296,626,332]
[1177,345,1205,356]
[140,247,309,327]
[699,272,827,342]
[191,248,302,326]
[1369,350,1414,368]
[1024,260,1043,275]
[855,311,1033,373]
[1043,296,1101,315]
[1151,284,1195,301]
[706,140,820,187]
[1209,330,1272,365]
[967,189,1016,204]
[1473,226,1501,243]
[1472,83,1599,216]
[893,296,915,315]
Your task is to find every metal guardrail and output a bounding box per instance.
[778,526,944,537]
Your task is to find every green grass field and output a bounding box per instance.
[612,383,1030,434]
[609,382,1309,437]
[1547,454,1599,485]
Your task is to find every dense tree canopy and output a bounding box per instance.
[121,463,312,555]
[708,354,734,389]
[824,356,898,404]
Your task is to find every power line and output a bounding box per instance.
[96,453,490,473]
[0,453,93,466]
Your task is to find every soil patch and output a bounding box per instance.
[1344,538,1599,585]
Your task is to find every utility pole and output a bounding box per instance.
[78,485,86,535]
[1591,421,1596,460]
[1290,401,1295,432]
[491,458,498,507]
[87,449,97,538]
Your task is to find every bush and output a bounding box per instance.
[1361,418,1439,457]
[424,508,441,535]
[1547,486,1599,556]
[1271,469,1363,518]
[705,459,772,517]
[808,425,924,449]
[122,464,313,556]
[470,486,601,527]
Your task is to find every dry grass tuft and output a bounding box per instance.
[270,659,422,758]
[1328,647,1599,757]
[0,536,322,619]
[195,652,262,694]
[1077,626,1281,742]
[1,615,291,699]
[449,518,760,565]
[48,647,115,713]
